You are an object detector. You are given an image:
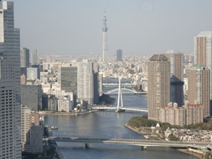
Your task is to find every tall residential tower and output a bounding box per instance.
[165,50,184,106]
[148,54,170,121]
[0,1,21,158]
[102,12,108,62]
[188,65,210,117]
[194,31,212,115]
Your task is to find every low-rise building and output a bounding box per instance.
[158,102,203,126]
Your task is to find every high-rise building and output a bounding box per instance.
[77,60,94,104]
[165,50,184,106]
[21,106,43,153]
[31,49,38,66]
[21,84,43,111]
[20,48,30,68]
[188,65,210,117]
[59,66,78,106]
[93,62,100,104]
[77,60,99,105]
[0,1,21,158]
[116,49,123,61]
[102,12,108,62]
[194,31,212,115]
[148,54,170,121]
[60,66,77,94]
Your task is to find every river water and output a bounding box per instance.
[44,88,197,159]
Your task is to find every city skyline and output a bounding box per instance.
[1,1,212,158]
[15,0,212,56]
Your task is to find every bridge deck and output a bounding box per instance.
[92,106,148,112]
[51,137,211,148]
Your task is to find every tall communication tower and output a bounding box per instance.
[102,12,108,62]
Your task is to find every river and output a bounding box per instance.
[44,89,197,159]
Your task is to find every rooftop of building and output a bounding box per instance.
[165,50,182,54]
[189,64,209,70]
[149,54,169,61]
[196,31,212,38]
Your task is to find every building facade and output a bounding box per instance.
[60,66,77,94]
[0,1,21,158]
[158,102,203,126]
[158,103,186,126]
[31,50,38,66]
[47,94,58,111]
[21,84,43,111]
[194,32,212,115]
[116,49,123,61]
[184,103,204,125]
[148,54,170,121]
[77,60,95,105]
[21,106,43,153]
[58,95,72,112]
[188,65,210,117]
[20,47,30,68]
[165,50,184,106]
[27,67,40,81]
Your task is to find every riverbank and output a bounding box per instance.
[125,123,162,140]
[125,123,206,159]
[177,148,205,159]
[39,110,98,116]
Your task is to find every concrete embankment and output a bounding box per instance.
[177,148,204,159]
[125,123,161,139]
[124,123,145,135]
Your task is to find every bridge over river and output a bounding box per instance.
[92,106,148,113]
[49,137,211,151]
[100,77,147,112]
[104,87,146,95]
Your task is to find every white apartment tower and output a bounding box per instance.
[77,60,94,104]
[0,1,21,159]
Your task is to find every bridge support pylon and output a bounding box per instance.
[141,146,147,150]
[85,143,89,149]
[116,76,123,112]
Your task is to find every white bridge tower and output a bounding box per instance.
[116,77,124,112]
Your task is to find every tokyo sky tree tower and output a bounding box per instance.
[102,12,108,62]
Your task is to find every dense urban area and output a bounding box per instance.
[0,1,212,159]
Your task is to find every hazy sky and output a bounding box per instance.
[14,0,212,56]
